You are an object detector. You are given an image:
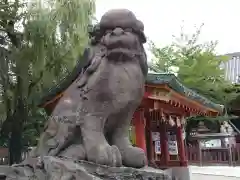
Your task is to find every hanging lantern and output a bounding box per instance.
[162,113,166,123]
[176,117,181,127]
[169,115,175,126]
[181,116,186,126]
[143,117,146,127]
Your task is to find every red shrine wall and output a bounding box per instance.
[131,108,188,168]
[132,110,147,155]
[130,84,220,168]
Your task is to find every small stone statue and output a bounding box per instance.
[27,9,148,169]
[220,121,236,147]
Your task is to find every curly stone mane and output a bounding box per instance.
[78,11,148,89]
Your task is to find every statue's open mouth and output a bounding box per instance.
[108,48,133,54]
[101,32,139,52]
[107,48,142,60]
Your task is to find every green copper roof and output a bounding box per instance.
[146,73,222,112]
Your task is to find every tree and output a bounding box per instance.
[150,42,177,73]
[150,24,238,105]
[0,0,95,164]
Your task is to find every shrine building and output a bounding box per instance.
[130,72,222,168]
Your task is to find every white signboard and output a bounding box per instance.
[154,140,178,155]
[200,139,222,148]
[155,140,161,154]
[168,140,178,155]
[152,132,178,155]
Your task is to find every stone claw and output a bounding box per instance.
[121,146,146,168]
[59,144,86,161]
[109,145,122,167]
[87,144,122,167]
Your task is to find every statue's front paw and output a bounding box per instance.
[59,144,86,161]
[87,145,122,167]
[121,146,147,168]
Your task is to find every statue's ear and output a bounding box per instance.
[136,20,144,31]
[135,20,146,43]
[138,30,146,43]
[88,23,102,45]
[88,24,100,38]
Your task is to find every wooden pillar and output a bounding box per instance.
[159,111,169,167]
[176,117,188,166]
[134,109,147,158]
[145,111,153,163]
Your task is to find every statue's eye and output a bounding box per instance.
[125,28,133,32]
[105,30,112,34]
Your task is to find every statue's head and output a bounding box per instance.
[89,9,147,62]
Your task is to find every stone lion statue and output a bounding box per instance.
[27,9,148,169]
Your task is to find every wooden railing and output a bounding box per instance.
[187,143,240,166]
[2,144,240,166]
[149,142,240,167]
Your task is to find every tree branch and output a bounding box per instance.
[28,71,43,97]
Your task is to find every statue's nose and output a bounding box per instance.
[111,27,124,36]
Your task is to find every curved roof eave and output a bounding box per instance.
[146,72,223,112]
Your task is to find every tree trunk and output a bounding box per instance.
[9,119,22,165]
[9,75,27,165]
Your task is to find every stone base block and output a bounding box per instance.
[0,156,171,180]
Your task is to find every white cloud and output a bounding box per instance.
[96,0,240,55]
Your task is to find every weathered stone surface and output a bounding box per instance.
[30,8,149,169]
[0,156,171,180]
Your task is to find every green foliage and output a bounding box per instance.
[150,42,178,73]
[25,0,95,99]
[22,108,47,147]
[187,115,238,122]
[150,24,240,105]
[0,0,95,163]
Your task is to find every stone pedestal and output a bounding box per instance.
[0,156,171,180]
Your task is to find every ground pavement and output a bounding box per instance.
[190,166,240,180]
[146,165,240,179]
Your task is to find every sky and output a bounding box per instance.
[96,0,240,55]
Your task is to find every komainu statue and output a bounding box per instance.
[28,9,148,169]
